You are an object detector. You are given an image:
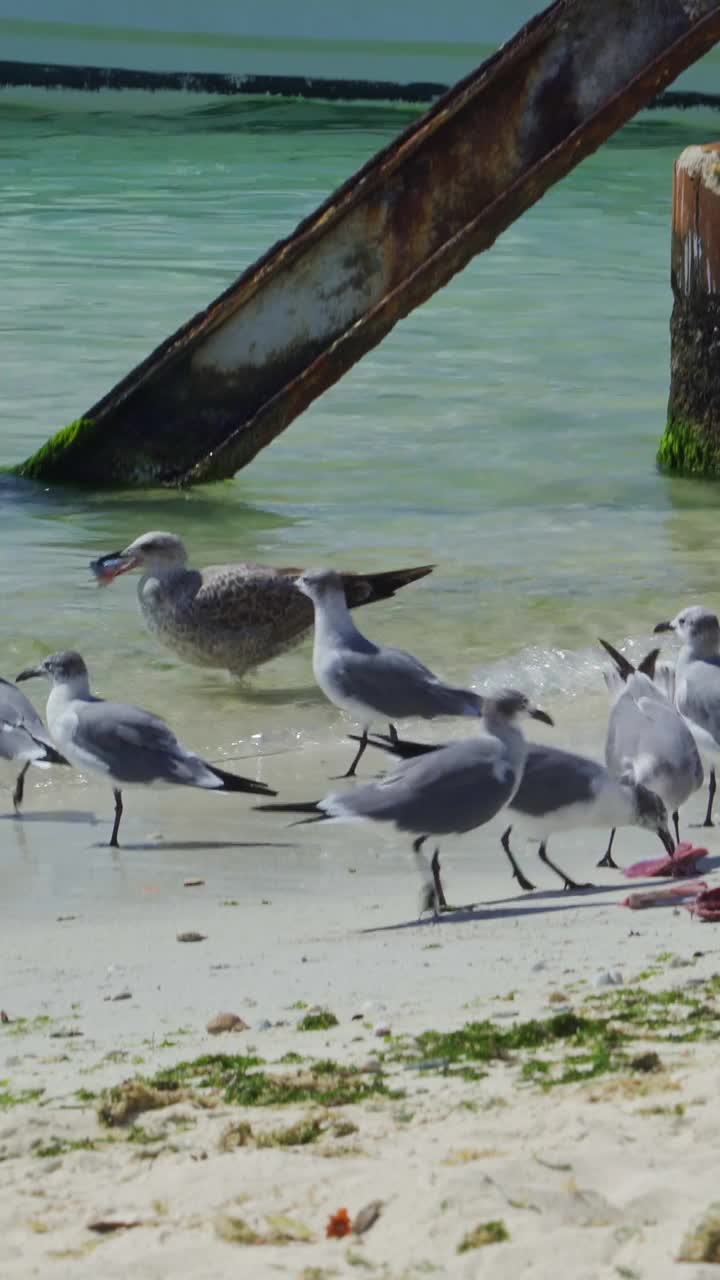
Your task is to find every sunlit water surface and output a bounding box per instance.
[2,98,720,778]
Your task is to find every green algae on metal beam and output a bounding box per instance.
[14,418,99,482]
[657,415,720,476]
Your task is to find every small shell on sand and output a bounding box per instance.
[184,879,205,888]
[593,970,623,988]
[177,931,207,943]
[353,1200,383,1235]
[207,1012,249,1035]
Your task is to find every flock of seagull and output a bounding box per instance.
[2,528,720,913]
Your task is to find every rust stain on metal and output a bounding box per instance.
[17,0,720,487]
[673,142,720,295]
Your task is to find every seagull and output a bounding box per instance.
[599,638,703,866]
[654,605,720,827]
[0,676,68,811]
[355,731,674,896]
[90,531,433,678]
[16,651,276,846]
[295,567,484,776]
[257,690,552,912]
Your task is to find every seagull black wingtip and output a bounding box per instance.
[254,799,328,826]
[208,763,277,796]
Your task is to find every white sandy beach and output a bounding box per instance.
[2,743,720,1278]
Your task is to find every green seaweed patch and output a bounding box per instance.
[411,1010,615,1064]
[298,1009,339,1031]
[16,418,98,482]
[457,1220,509,1252]
[657,415,720,477]
[4,1014,53,1038]
[133,1053,396,1109]
[0,1085,45,1108]
[257,1116,325,1147]
[586,985,720,1043]
[402,993,720,1089]
[678,1202,720,1263]
[33,1135,105,1158]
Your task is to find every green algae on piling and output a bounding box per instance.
[657,415,720,477]
[14,418,98,483]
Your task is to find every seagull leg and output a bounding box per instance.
[672,810,680,845]
[12,762,30,812]
[413,836,438,917]
[538,840,593,891]
[703,768,716,828]
[500,825,535,892]
[334,728,368,779]
[597,828,618,869]
[109,789,123,848]
[430,848,448,910]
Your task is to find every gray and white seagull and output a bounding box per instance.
[257,690,551,912]
[16,650,276,846]
[357,732,674,897]
[0,676,68,811]
[296,567,484,776]
[654,604,720,827]
[599,637,702,866]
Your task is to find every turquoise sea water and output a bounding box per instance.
[2,98,720,761]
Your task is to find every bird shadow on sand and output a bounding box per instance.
[100,839,297,852]
[362,897,618,934]
[482,879,632,903]
[0,810,100,825]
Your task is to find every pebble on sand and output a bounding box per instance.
[207,1012,249,1035]
[177,931,207,943]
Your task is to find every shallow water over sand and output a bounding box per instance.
[1,99,719,814]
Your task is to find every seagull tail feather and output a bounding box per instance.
[342,563,435,608]
[254,799,327,826]
[352,733,438,761]
[207,764,277,796]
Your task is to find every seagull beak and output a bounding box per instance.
[530,707,554,726]
[653,621,674,634]
[16,664,43,683]
[90,550,139,585]
[658,826,675,857]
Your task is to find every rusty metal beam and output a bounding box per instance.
[17,0,720,487]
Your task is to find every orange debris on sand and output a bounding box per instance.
[326,1208,352,1239]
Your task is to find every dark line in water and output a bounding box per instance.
[1,59,719,110]
[0,59,446,104]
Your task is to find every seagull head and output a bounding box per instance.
[17,650,90,692]
[296,567,345,604]
[633,784,674,855]
[90,530,188,584]
[654,605,720,656]
[486,689,554,726]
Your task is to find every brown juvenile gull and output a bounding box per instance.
[16,651,276,847]
[296,567,484,776]
[90,531,434,678]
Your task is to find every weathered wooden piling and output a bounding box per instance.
[660,142,720,476]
